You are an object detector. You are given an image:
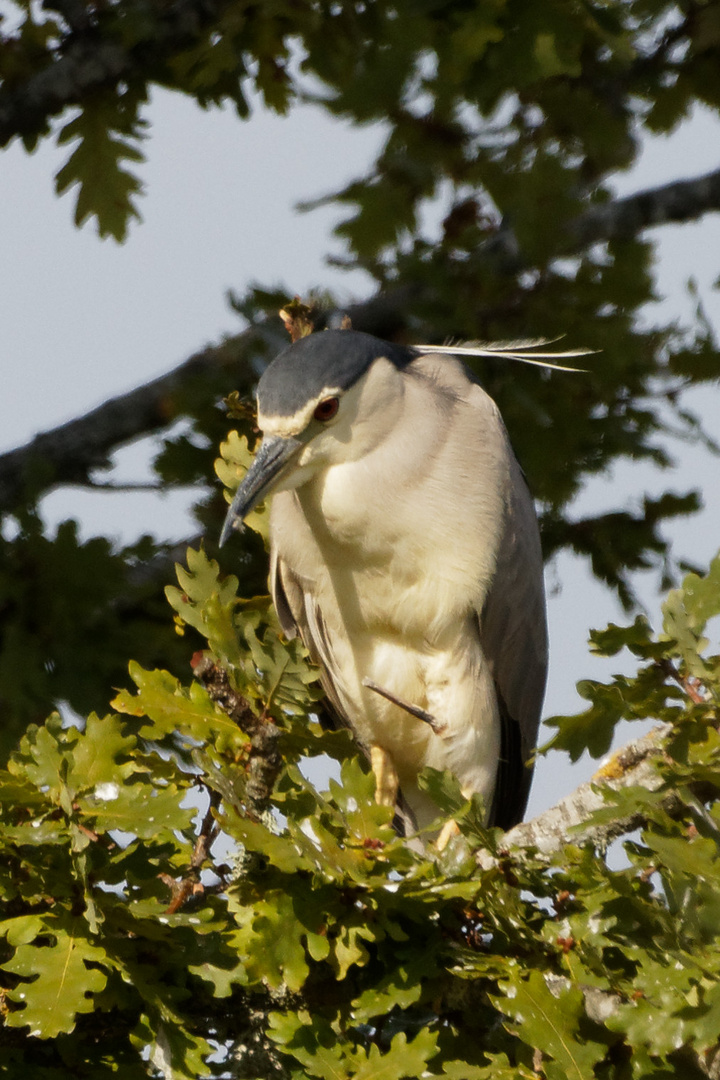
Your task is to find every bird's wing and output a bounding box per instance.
[269,544,352,730]
[479,458,548,829]
[270,543,420,837]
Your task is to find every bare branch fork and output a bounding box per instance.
[160,786,222,914]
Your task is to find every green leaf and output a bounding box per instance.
[165,547,320,716]
[329,756,396,843]
[55,98,145,241]
[662,553,720,682]
[589,615,661,659]
[65,712,138,795]
[218,801,308,873]
[354,1030,439,1080]
[2,919,109,1037]
[166,546,246,672]
[441,1057,531,1080]
[8,713,76,799]
[681,552,720,626]
[0,914,46,948]
[268,1011,439,1079]
[78,777,194,839]
[329,918,376,980]
[494,970,605,1078]
[351,955,425,1021]
[233,892,310,992]
[113,660,248,752]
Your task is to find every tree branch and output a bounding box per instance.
[477,725,673,868]
[567,166,720,251]
[2,166,719,519]
[0,304,409,517]
[0,0,238,147]
[0,328,271,514]
[160,785,222,914]
[480,166,720,270]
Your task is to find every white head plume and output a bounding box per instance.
[414,338,593,372]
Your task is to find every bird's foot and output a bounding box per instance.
[435,819,461,852]
[370,744,399,807]
[435,784,478,851]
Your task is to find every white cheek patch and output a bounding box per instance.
[258,385,343,437]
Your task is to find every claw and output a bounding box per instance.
[435,819,461,851]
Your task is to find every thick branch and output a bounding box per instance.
[480,165,720,270]
[568,167,720,250]
[0,329,270,513]
[0,304,406,516]
[478,725,673,868]
[0,0,237,147]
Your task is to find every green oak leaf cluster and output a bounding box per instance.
[2,0,720,745]
[1,546,719,1077]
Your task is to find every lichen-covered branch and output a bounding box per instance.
[479,725,672,867]
[191,656,283,818]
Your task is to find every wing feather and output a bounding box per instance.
[480,461,548,827]
[269,546,419,836]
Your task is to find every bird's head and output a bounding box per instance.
[220,329,414,544]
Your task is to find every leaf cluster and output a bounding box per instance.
[1,544,720,1078]
[5,0,720,245]
[0,519,193,763]
[545,551,720,762]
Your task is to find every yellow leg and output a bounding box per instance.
[370,745,399,807]
[435,785,476,851]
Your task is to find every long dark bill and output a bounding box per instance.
[219,434,302,545]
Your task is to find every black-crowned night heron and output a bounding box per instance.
[221,328,549,840]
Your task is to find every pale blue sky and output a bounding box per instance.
[2,88,718,816]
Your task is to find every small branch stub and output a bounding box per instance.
[362,677,446,734]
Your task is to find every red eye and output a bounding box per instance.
[313,397,339,422]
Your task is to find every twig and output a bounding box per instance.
[162,787,222,914]
[71,481,167,493]
[658,658,707,704]
[362,677,446,734]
